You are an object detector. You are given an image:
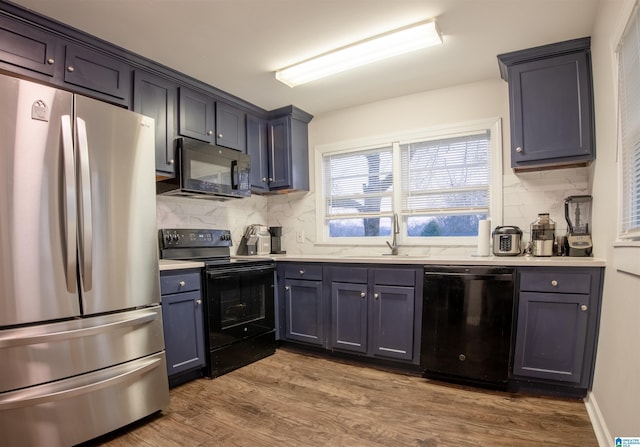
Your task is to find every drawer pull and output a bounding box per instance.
[515,146,523,153]
[47,58,55,65]
[299,269,305,275]
[285,286,290,291]
[67,65,75,72]
[207,130,213,136]
[374,293,379,300]
[360,292,366,299]
[178,281,186,287]
[581,304,588,312]
[196,299,202,305]
[551,280,558,287]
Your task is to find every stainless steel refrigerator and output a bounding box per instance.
[0,74,169,446]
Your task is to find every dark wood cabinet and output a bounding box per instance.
[498,38,595,171]
[160,269,205,387]
[0,14,60,78]
[133,70,178,175]
[513,267,603,391]
[247,114,269,192]
[281,263,325,347]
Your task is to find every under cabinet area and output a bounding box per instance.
[160,268,206,387]
[512,267,604,395]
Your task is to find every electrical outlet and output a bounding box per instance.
[296,230,304,243]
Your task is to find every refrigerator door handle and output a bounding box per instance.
[76,117,93,291]
[61,115,77,293]
[0,355,163,410]
[0,311,158,349]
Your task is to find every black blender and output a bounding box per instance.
[564,195,593,256]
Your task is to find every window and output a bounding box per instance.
[316,119,502,245]
[619,6,640,239]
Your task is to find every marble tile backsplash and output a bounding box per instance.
[156,167,591,256]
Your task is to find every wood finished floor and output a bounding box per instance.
[87,349,597,447]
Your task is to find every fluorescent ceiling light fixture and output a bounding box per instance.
[275,20,442,87]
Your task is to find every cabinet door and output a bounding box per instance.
[267,116,292,190]
[247,114,269,192]
[133,70,178,174]
[331,282,368,354]
[216,102,246,151]
[370,285,415,361]
[0,15,60,78]
[509,51,593,168]
[178,86,215,143]
[284,279,324,345]
[63,43,131,105]
[513,291,588,383]
[162,290,205,377]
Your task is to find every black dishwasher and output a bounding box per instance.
[421,266,515,389]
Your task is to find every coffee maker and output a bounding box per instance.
[564,195,593,256]
[269,226,285,254]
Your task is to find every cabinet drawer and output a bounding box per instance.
[519,270,591,294]
[372,268,416,286]
[284,264,323,280]
[160,271,201,294]
[330,267,368,284]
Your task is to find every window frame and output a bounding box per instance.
[314,118,503,247]
[617,1,640,241]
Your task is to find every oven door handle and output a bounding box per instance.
[424,272,513,281]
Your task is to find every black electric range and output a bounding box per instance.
[159,228,276,377]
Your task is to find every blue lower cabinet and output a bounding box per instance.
[160,269,205,386]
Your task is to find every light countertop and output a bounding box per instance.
[234,254,606,267]
[159,259,205,271]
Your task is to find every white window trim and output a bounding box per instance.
[314,118,503,247]
[616,0,640,243]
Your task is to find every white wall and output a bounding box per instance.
[587,0,640,442]
[267,79,590,256]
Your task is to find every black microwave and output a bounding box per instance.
[157,137,251,199]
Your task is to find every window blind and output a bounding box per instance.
[400,133,490,216]
[619,6,640,238]
[323,146,394,219]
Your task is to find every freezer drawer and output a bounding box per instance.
[0,351,169,447]
[0,306,165,392]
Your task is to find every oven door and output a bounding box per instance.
[205,263,275,349]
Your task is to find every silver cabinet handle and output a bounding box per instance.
[67,65,75,72]
[218,133,223,138]
[47,57,55,65]
[516,146,523,153]
[374,293,379,300]
[581,304,588,312]
[299,269,305,275]
[551,280,558,287]
[196,299,202,305]
[285,286,290,291]
[269,177,273,181]
[207,130,213,136]
[360,292,366,298]
[262,177,267,182]
[178,281,186,287]
[169,159,175,165]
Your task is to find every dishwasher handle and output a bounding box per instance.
[424,271,514,282]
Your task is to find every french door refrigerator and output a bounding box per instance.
[0,74,169,446]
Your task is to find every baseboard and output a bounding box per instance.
[584,391,612,446]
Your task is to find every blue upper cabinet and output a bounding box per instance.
[498,38,595,172]
[247,114,270,192]
[178,86,216,144]
[216,101,246,151]
[0,14,60,79]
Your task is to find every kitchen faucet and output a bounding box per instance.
[386,213,399,255]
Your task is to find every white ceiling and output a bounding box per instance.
[9,0,599,116]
